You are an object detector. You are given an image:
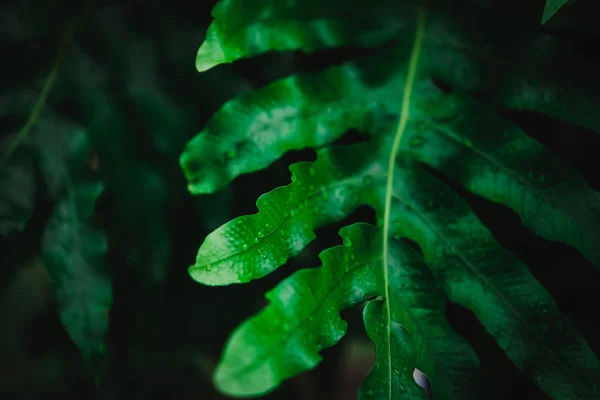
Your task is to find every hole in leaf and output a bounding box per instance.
[430,76,454,95]
[413,368,431,396]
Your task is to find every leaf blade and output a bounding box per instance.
[212,223,381,396]
[196,0,414,72]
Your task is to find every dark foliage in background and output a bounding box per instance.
[0,0,599,399]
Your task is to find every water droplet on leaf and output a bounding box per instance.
[408,135,425,148]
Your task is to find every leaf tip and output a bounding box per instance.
[188,263,240,286]
[196,25,227,72]
[541,0,569,24]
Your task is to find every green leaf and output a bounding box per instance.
[212,223,381,396]
[385,224,481,400]
[212,222,475,398]
[388,161,600,400]
[42,180,111,367]
[34,126,112,369]
[184,0,600,398]
[360,300,428,400]
[195,0,411,72]
[406,92,600,266]
[181,53,402,194]
[542,0,571,24]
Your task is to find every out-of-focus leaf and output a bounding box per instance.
[42,180,111,367]
[542,0,572,24]
[0,149,36,235]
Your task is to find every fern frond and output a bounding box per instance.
[182,0,600,398]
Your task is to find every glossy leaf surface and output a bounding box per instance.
[183,0,600,398]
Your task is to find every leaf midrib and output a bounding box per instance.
[381,4,426,398]
[217,258,376,382]
[193,176,363,269]
[391,191,591,398]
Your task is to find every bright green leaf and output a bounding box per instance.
[0,149,36,235]
[195,0,412,72]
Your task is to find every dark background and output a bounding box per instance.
[0,0,599,399]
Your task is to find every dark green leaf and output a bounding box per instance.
[42,180,111,367]
[0,149,36,235]
[542,0,572,24]
[360,299,428,400]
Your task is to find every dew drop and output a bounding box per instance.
[242,244,248,250]
[205,264,212,271]
[396,383,406,393]
[254,237,259,244]
[408,135,425,148]
[258,231,264,238]
[226,148,237,159]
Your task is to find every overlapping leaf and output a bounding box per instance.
[1,109,112,370]
[182,0,600,398]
